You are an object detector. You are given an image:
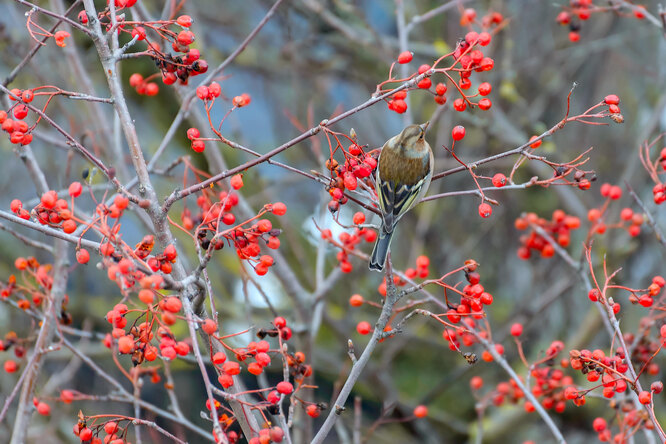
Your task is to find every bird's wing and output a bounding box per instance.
[391,175,428,218]
[377,171,430,233]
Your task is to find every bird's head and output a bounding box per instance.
[397,121,430,152]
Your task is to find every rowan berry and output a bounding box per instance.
[349,294,364,307]
[176,15,193,27]
[451,125,465,141]
[397,51,413,64]
[276,381,293,395]
[356,321,372,335]
[413,405,428,418]
[638,390,651,404]
[478,203,492,218]
[478,98,492,110]
[453,98,467,111]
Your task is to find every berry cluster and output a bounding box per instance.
[128,73,159,96]
[588,183,643,237]
[592,402,658,444]
[385,9,501,116]
[320,213,377,273]
[523,342,573,414]
[1,89,35,146]
[514,210,581,259]
[556,1,648,43]
[72,414,136,444]
[325,142,378,214]
[156,46,209,87]
[111,12,210,92]
[568,347,635,401]
[180,175,285,275]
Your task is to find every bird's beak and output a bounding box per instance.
[420,121,430,133]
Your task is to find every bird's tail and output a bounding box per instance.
[369,229,395,272]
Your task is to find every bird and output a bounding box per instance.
[369,121,433,272]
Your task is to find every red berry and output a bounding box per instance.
[492,173,506,188]
[68,181,83,198]
[413,405,428,418]
[191,140,205,153]
[651,381,663,394]
[349,294,364,307]
[592,417,607,432]
[186,127,200,140]
[356,321,372,335]
[470,376,483,390]
[176,15,193,27]
[276,381,293,395]
[417,78,432,89]
[478,98,492,110]
[176,30,195,46]
[478,203,492,218]
[604,94,620,105]
[397,51,413,64]
[638,390,651,404]
[272,202,287,216]
[451,125,465,141]
[608,186,622,200]
[230,174,244,190]
[306,404,320,418]
[274,316,287,328]
[391,99,407,114]
[453,98,467,111]
[76,249,90,264]
[478,82,492,96]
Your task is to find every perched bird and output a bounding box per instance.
[369,122,433,271]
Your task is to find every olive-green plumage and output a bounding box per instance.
[369,122,434,272]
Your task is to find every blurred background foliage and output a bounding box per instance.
[0,0,665,443]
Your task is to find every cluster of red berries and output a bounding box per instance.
[592,395,659,443]
[515,210,581,259]
[72,415,131,443]
[13,188,83,234]
[182,181,284,275]
[587,183,643,237]
[602,94,623,123]
[3,256,61,313]
[388,13,499,115]
[1,331,26,375]
[557,1,648,43]
[568,348,634,400]
[622,322,665,375]
[211,316,293,391]
[104,300,189,366]
[459,8,504,28]
[325,146,378,213]
[246,426,286,444]
[116,13,210,90]
[128,73,159,96]
[320,213,377,274]
[156,46,209,87]
[1,89,36,146]
[478,377,528,409]
[450,262,494,322]
[503,340,571,413]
